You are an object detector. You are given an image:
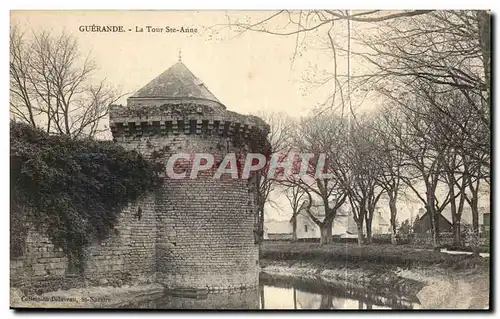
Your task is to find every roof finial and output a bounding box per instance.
[178,49,182,62]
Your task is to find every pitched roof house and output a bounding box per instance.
[265,199,392,239]
[264,219,293,240]
[413,205,490,233]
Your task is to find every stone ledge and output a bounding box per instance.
[109,117,266,139]
[109,101,269,139]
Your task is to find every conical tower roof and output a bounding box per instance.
[129,61,224,107]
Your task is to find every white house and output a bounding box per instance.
[264,200,391,240]
[264,219,293,240]
[295,206,391,239]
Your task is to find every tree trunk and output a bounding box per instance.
[389,196,398,245]
[292,215,297,241]
[391,228,397,245]
[426,205,438,250]
[319,223,332,245]
[449,181,459,246]
[470,195,480,256]
[365,201,376,245]
[365,218,373,244]
[356,223,364,246]
[453,221,461,247]
[426,194,439,250]
[433,210,440,244]
[320,294,333,309]
[431,229,438,250]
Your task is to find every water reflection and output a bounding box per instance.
[259,274,420,310]
[123,288,260,309]
[122,273,420,310]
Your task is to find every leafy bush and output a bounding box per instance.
[10,201,28,258]
[10,121,160,271]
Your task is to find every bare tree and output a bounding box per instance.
[10,25,123,138]
[252,111,295,241]
[356,11,490,171]
[463,152,487,256]
[211,10,491,251]
[437,103,487,254]
[208,11,435,116]
[286,111,349,245]
[213,10,432,45]
[381,70,488,250]
[283,184,306,241]
[10,26,37,127]
[372,112,406,245]
[345,115,385,245]
[430,91,479,247]
[380,91,452,250]
[440,149,467,246]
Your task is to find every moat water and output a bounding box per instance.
[123,273,421,310]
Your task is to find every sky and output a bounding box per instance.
[10,10,489,226]
[11,11,327,118]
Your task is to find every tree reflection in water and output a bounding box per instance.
[258,273,420,310]
[121,274,420,309]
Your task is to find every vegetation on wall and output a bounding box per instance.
[10,121,160,272]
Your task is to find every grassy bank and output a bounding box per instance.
[260,241,490,309]
[260,241,488,270]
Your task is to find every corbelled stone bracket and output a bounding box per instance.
[110,118,257,139]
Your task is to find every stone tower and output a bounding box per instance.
[109,60,269,291]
